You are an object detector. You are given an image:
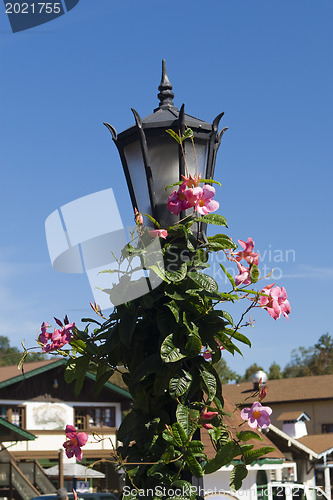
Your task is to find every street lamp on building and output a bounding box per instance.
[104,60,227,233]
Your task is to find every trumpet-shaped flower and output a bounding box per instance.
[63,424,88,462]
[235,238,259,266]
[235,262,251,286]
[241,402,272,429]
[134,208,143,226]
[200,407,219,429]
[38,317,75,353]
[193,185,219,215]
[166,181,191,215]
[150,229,168,239]
[260,284,291,320]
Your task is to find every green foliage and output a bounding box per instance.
[283,333,333,377]
[56,207,274,496]
[0,336,45,366]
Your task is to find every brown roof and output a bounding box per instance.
[298,434,333,454]
[276,411,308,421]
[0,359,58,383]
[201,397,285,460]
[223,374,333,404]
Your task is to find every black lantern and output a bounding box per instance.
[104,60,227,231]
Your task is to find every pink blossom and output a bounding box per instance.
[166,181,191,215]
[149,229,168,239]
[134,208,143,226]
[259,385,268,402]
[63,424,88,462]
[38,317,75,353]
[235,238,259,266]
[235,262,251,286]
[200,408,219,420]
[203,423,214,430]
[202,340,224,362]
[181,173,201,188]
[260,284,291,320]
[193,185,219,215]
[241,402,272,429]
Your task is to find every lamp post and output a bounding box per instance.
[104,60,227,233]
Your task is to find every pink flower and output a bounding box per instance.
[181,173,201,188]
[39,317,75,353]
[260,284,291,320]
[166,181,192,215]
[149,229,168,239]
[202,340,224,362]
[193,185,219,215]
[63,424,88,462]
[200,407,219,429]
[134,208,143,226]
[259,385,268,402]
[235,238,259,266]
[241,402,272,429]
[235,262,251,286]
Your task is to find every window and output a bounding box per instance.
[0,406,25,427]
[322,423,333,433]
[74,407,115,430]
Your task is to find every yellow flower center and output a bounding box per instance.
[253,410,261,419]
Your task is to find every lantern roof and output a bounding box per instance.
[116,59,213,143]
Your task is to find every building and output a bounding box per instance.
[0,358,131,496]
[223,374,333,498]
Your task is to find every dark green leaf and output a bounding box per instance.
[169,370,192,398]
[230,463,248,491]
[200,368,217,402]
[198,214,228,227]
[161,334,186,363]
[204,441,240,474]
[176,404,199,437]
[185,334,202,357]
[237,430,263,442]
[187,271,218,293]
[243,446,276,464]
[184,449,204,477]
[145,213,160,228]
[166,128,181,144]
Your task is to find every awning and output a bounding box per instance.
[0,417,36,442]
[45,463,105,479]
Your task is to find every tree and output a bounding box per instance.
[0,336,44,366]
[213,358,240,384]
[268,362,283,380]
[241,363,264,382]
[283,333,333,378]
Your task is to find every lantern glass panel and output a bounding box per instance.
[184,139,209,180]
[123,140,152,223]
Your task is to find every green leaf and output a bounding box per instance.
[117,410,137,444]
[207,234,237,251]
[219,263,236,288]
[200,368,217,402]
[166,128,182,144]
[181,128,194,141]
[172,422,188,446]
[176,404,199,437]
[64,356,90,395]
[161,334,186,363]
[165,262,188,283]
[200,179,222,186]
[230,331,252,347]
[187,271,218,293]
[149,264,170,283]
[237,430,263,442]
[94,366,114,395]
[169,370,192,398]
[166,300,180,322]
[250,264,260,283]
[198,214,228,227]
[145,213,160,228]
[184,449,204,477]
[119,306,138,347]
[230,463,248,491]
[185,334,202,357]
[243,446,276,464]
[204,441,240,474]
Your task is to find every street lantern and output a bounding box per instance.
[104,60,227,231]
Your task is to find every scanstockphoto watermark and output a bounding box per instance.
[210,245,296,283]
[123,485,259,498]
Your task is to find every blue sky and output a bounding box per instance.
[0,0,332,377]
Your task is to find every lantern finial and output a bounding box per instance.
[157,59,175,109]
